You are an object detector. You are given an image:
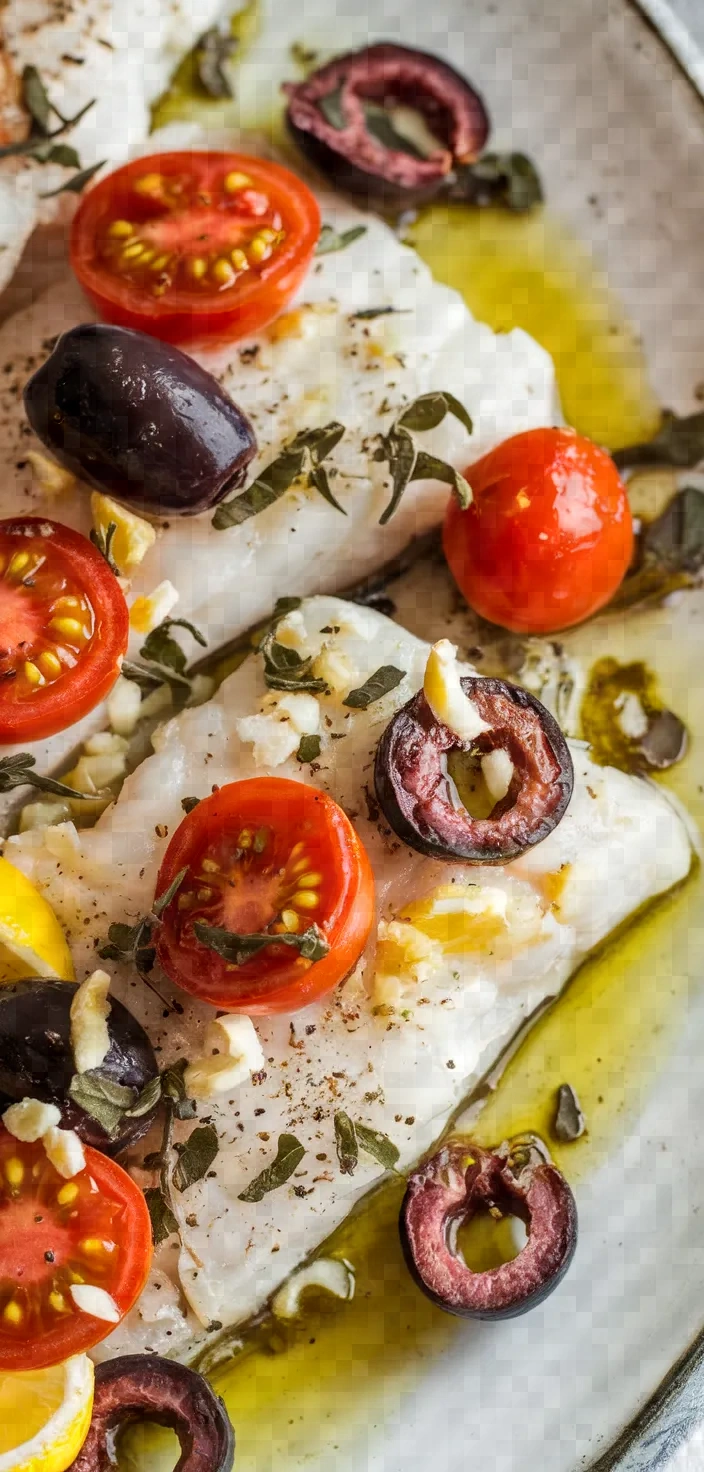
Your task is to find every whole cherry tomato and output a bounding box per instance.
[443,427,634,634]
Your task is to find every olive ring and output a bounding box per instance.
[69,1356,235,1472]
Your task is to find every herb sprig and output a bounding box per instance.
[0,752,89,802]
[122,617,207,702]
[334,1112,399,1175]
[97,867,188,1011]
[613,410,704,472]
[194,920,329,967]
[316,223,367,255]
[375,391,473,524]
[6,66,105,195]
[212,423,347,529]
[238,1133,306,1202]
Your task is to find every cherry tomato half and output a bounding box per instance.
[0,518,129,745]
[155,778,375,1013]
[70,151,321,347]
[0,1127,152,1370]
[443,427,634,635]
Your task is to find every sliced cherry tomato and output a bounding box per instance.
[0,1127,152,1370]
[443,427,634,635]
[0,518,129,745]
[70,150,321,347]
[155,778,375,1013]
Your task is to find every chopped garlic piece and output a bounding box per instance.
[84,732,128,758]
[91,491,156,573]
[185,1015,265,1099]
[312,646,357,696]
[272,1258,355,1319]
[70,969,112,1074]
[70,747,127,793]
[70,1285,120,1323]
[481,748,515,803]
[129,579,180,635]
[108,674,143,737]
[374,920,444,1007]
[26,449,77,496]
[44,1125,86,1179]
[423,640,490,742]
[270,692,320,735]
[275,610,311,654]
[615,691,649,740]
[19,799,71,833]
[2,1097,61,1142]
[235,712,300,769]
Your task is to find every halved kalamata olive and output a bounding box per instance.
[284,43,489,207]
[0,979,159,1154]
[24,323,257,517]
[374,677,574,863]
[68,1355,235,1472]
[400,1137,577,1319]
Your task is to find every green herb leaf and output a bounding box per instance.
[642,485,704,574]
[172,1124,219,1192]
[413,450,472,510]
[552,1083,585,1143]
[195,27,236,98]
[290,40,320,74]
[39,159,106,198]
[446,152,543,213]
[161,1059,198,1121]
[120,660,168,694]
[153,867,188,918]
[126,1075,163,1119]
[350,306,402,320]
[41,143,82,169]
[296,733,321,763]
[213,423,346,530]
[181,795,201,814]
[0,753,88,801]
[397,390,473,439]
[68,1070,137,1140]
[613,411,704,472]
[377,427,416,526]
[144,1186,179,1245]
[316,223,367,256]
[354,1121,400,1170]
[333,1111,358,1175]
[238,1133,305,1202]
[261,634,328,695]
[308,463,346,514]
[0,93,96,162]
[141,618,207,676]
[21,66,52,134]
[194,920,329,967]
[89,520,119,575]
[343,665,405,709]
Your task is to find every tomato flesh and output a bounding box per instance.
[0,1128,152,1370]
[0,519,129,745]
[70,151,321,347]
[443,427,634,634]
[156,778,375,1013]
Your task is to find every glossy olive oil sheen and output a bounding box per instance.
[407,204,660,450]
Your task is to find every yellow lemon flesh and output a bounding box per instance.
[0,1355,94,1472]
[0,856,73,983]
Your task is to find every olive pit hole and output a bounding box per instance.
[445,746,516,822]
[452,1202,527,1274]
[114,1421,181,1472]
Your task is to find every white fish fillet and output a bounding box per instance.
[6,597,692,1357]
[0,1,228,292]
[0,197,556,771]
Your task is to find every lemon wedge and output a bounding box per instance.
[0,1355,94,1472]
[0,856,74,983]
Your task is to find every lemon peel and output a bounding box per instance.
[0,857,73,984]
[0,1354,94,1472]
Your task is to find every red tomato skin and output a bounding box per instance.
[0,518,129,745]
[443,428,634,635]
[155,778,375,1014]
[70,151,321,348]
[0,1128,152,1371]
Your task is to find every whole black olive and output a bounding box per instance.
[68,1356,235,1472]
[374,676,574,863]
[24,323,257,517]
[0,979,159,1155]
[284,43,489,208]
[400,1138,577,1319]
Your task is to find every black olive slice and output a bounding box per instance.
[284,43,489,206]
[400,1138,577,1319]
[68,1356,235,1472]
[374,677,574,863]
[0,980,159,1155]
[24,324,257,518]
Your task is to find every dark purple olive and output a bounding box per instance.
[284,43,489,208]
[374,676,574,863]
[23,323,257,517]
[400,1137,577,1319]
[0,979,159,1155]
[68,1355,235,1472]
